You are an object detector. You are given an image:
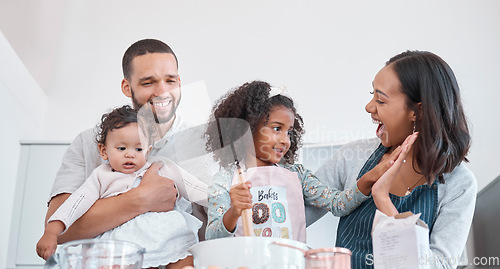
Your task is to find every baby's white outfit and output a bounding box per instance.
[48,161,203,267]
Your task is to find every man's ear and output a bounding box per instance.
[121,79,132,98]
[98,143,108,160]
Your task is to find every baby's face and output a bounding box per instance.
[99,123,149,174]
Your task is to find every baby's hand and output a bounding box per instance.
[36,233,58,260]
[229,181,253,216]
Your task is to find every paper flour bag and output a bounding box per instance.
[372,210,430,269]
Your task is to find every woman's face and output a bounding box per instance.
[365,65,415,149]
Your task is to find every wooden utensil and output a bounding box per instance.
[215,118,254,236]
[235,162,253,236]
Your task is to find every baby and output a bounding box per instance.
[37,105,205,268]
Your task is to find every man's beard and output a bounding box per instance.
[131,88,179,124]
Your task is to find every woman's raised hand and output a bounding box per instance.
[372,132,419,216]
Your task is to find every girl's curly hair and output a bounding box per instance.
[205,80,304,168]
[95,105,138,145]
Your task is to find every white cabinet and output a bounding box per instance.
[8,143,69,269]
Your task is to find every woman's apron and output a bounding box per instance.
[234,165,307,243]
[336,144,439,269]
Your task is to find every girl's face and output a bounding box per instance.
[253,106,294,167]
[98,123,149,174]
[365,65,415,149]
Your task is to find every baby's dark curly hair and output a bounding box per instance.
[205,80,304,168]
[95,105,138,145]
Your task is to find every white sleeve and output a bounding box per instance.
[49,128,102,201]
[47,166,103,233]
[309,138,379,225]
[427,166,477,269]
[152,156,208,207]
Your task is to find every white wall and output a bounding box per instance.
[0,32,47,269]
[1,0,499,264]
[31,0,500,189]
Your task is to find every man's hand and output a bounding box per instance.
[132,161,178,212]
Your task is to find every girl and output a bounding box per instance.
[37,105,205,269]
[204,81,411,242]
[316,51,476,269]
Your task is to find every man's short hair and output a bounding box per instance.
[122,39,178,80]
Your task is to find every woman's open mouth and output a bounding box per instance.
[373,118,385,139]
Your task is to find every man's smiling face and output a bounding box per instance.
[123,52,181,124]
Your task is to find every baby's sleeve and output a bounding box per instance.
[154,157,208,207]
[47,166,103,233]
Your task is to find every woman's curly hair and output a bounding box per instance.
[205,80,304,168]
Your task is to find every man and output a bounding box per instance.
[45,39,211,243]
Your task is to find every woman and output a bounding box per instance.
[316,50,476,269]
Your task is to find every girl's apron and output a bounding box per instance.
[336,144,439,269]
[234,165,307,243]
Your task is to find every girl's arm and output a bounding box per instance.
[223,182,252,232]
[306,139,380,225]
[300,135,416,217]
[299,164,369,217]
[298,147,401,216]
[206,168,252,239]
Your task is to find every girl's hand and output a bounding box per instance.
[228,182,252,216]
[372,132,419,216]
[223,181,252,232]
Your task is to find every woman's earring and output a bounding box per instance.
[413,121,416,134]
